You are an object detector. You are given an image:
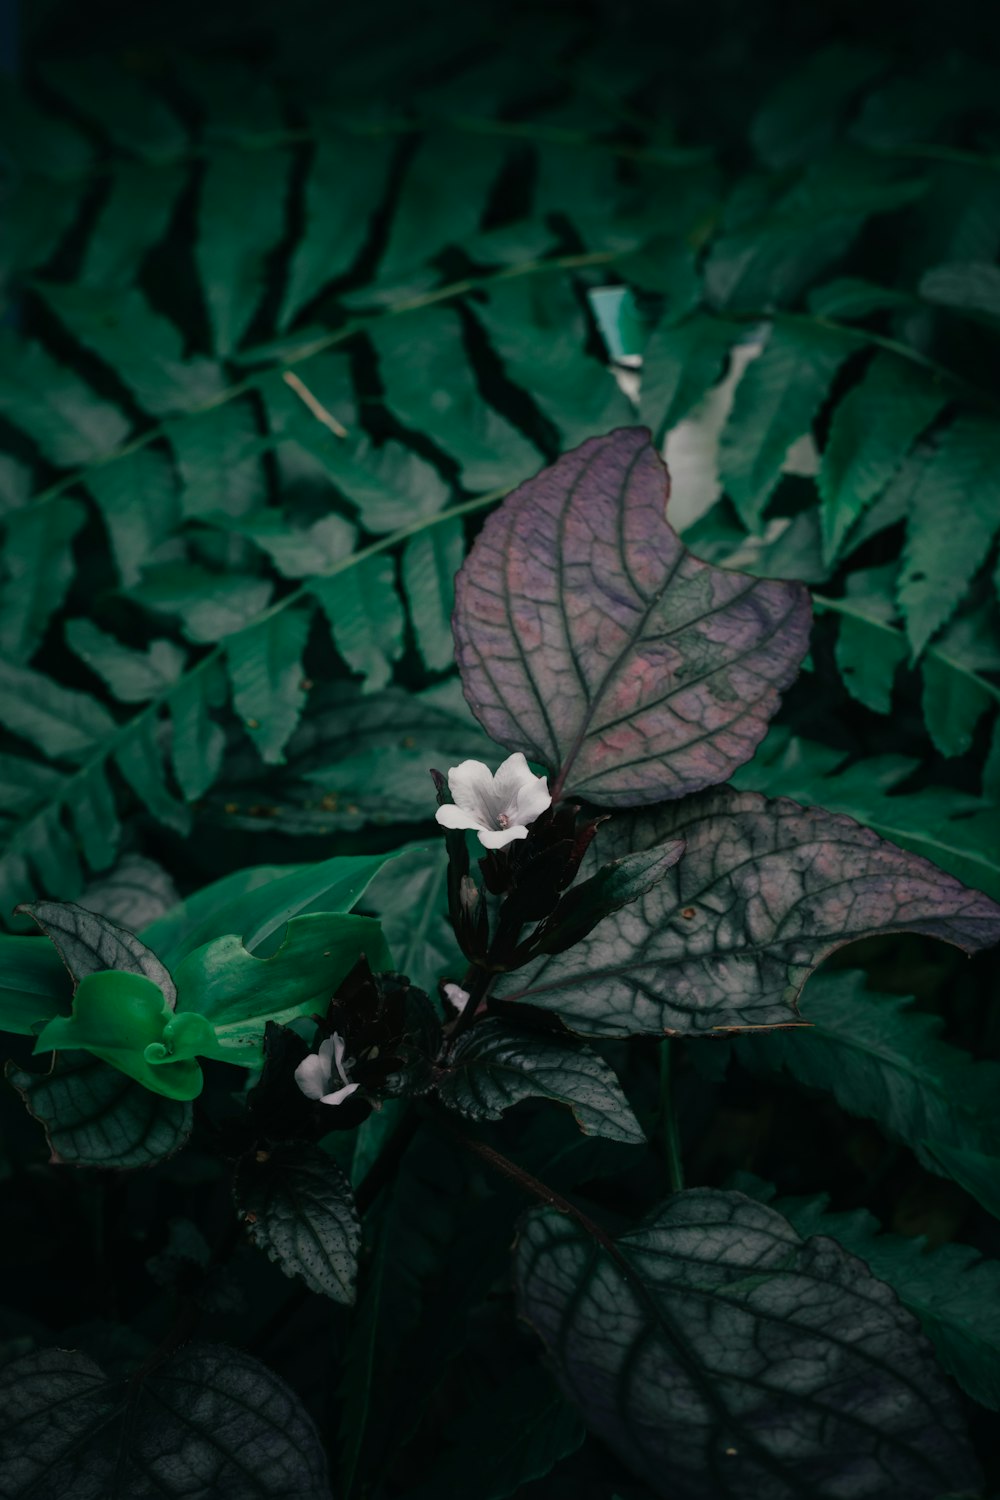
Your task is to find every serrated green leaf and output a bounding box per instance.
[921,605,1000,758]
[78,853,178,931]
[807,277,917,319]
[235,1143,361,1303]
[440,1020,646,1143]
[379,128,509,278]
[7,1049,192,1168]
[227,607,313,764]
[85,444,180,587]
[515,1187,979,1500]
[373,307,540,490]
[921,1141,1000,1222]
[134,563,273,643]
[719,319,857,529]
[0,497,86,661]
[830,565,908,714]
[638,312,736,444]
[0,332,130,467]
[739,1174,1000,1410]
[920,260,1000,330]
[0,754,65,816]
[69,765,121,873]
[232,510,356,577]
[114,719,192,836]
[80,161,186,288]
[751,46,886,170]
[898,416,1000,656]
[65,619,186,703]
[167,398,269,520]
[0,660,116,763]
[36,282,224,416]
[402,515,464,673]
[312,555,405,692]
[42,57,188,161]
[168,666,226,801]
[196,146,291,356]
[819,352,948,562]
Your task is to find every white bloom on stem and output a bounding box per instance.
[294,1033,360,1107]
[443,983,471,1014]
[435,753,551,849]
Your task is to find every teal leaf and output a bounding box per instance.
[312,555,405,693]
[362,842,461,994]
[169,664,226,801]
[0,331,130,467]
[379,128,508,278]
[0,497,86,661]
[134,563,273,643]
[638,313,737,445]
[80,161,186,288]
[0,660,116,762]
[114,719,192,836]
[65,619,187,703]
[440,1020,646,1144]
[85,444,180,587]
[226,607,313,764]
[920,260,1000,330]
[42,57,188,161]
[235,1143,361,1303]
[402,515,465,673]
[196,146,292,356]
[0,932,70,1035]
[167,399,269,521]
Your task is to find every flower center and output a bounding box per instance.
[496,811,511,829]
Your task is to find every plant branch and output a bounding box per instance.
[658,1039,684,1193]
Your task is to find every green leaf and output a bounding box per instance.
[738,1175,1000,1411]
[173,912,391,1061]
[85,444,180,587]
[34,970,203,1102]
[168,665,226,802]
[818,353,948,563]
[922,1141,1000,1222]
[20,898,175,1001]
[0,660,116,763]
[0,331,130,467]
[281,126,394,326]
[65,619,186,703]
[719,319,857,529]
[830,566,908,714]
[373,307,540,489]
[0,753,65,816]
[379,128,508,278]
[312,555,405,693]
[6,1050,192,1168]
[0,933,70,1035]
[638,313,736,445]
[36,282,224,416]
[733,969,1000,1173]
[167,398,269,520]
[235,1143,361,1303]
[114,718,192,836]
[807,277,917,319]
[80,161,186,288]
[196,146,291,356]
[146,850,398,966]
[402,516,465,673]
[232,510,356,578]
[362,843,461,993]
[0,1342,330,1497]
[227,607,313,764]
[42,56,188,161]
[134,563,273,643]
[497,788,1000,1035]
[440,1020,645,1144]
[897,416,1000,656]
[515,1188,980,1499]
[920,605,1000,758]
[77,853,179,930]
[920,260,1000,330]
[0,498,86,661]
[751,45,886,170]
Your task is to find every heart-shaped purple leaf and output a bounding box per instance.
[496,789,1000,1034]
[453,428,811,806]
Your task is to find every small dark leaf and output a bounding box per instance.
[18,900,175,1007]
[6,1052,192,1169]
[498,789,1000,1034]
[235,1142,361,1304]
[533,840,685,956]
[515,1188,981,1499]
[453,428,810,807]
[0,1342,331,1498]
[439,1020,645,1144]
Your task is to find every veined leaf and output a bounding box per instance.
[77,853,178,931]
[134,563,273,643]
[372,307,541,490]
[402,516,465,673]
[440,1019,646,1144]
[515,1188,979,1499]
[733,969,1000,1171]
[312,555,405,693]
[0,332,130,467]
[231,510,356,578]
[196,146,291,356]
[20,898,175,1004]
[0,660,116,763]
[897,416,1000,656]
[496,788,1000,1035]
[65,619,186,703]
[226,606,313,764]
[36,282,224,416]
[167,398,269,520]
[0,498,86,661]
[719,318,857,530]
[235,1144,361,1303]
[85,444,180,587]
[454,428,810,806]
[7,1050,192,1168]
[738,1175,1000,1412]
[818,352,948,563]
[0,1343,330,1497]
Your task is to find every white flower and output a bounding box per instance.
[294,1033,360,1107]
[435,753,551,850]
[443,983,471,1014]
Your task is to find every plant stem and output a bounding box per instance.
[452,1129,618,1253]
[659,1039,684,1194]
[447,965,497,1042]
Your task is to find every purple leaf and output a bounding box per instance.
[453,428,811,806]
[496,789,1000,1034]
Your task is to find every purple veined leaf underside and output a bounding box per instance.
[453,426,812,807]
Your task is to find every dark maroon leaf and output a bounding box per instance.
[453,428,810,806]
[496,789,1000,1034]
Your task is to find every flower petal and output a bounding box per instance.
[447,759,497,822]
[436,803,485,832]
[294,1050,332,1101]
[331,1032,352,1087]
[443,982,471,1013]
[492,751,534,802]
[478,823,530,850]
[319,1081,361,1107]
[510,773,551,827]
